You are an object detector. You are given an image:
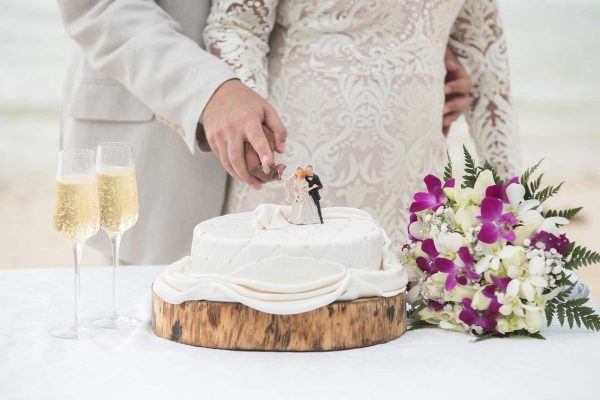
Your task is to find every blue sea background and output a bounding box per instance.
[0,0,598,296]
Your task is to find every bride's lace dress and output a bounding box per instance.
[285,178,321,225]
[205,0,521,245]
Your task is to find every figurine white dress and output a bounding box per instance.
[207,0,521,245]
[284,174,321,225]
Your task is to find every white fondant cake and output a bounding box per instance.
[153,204,408,314]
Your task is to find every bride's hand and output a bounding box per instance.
[202,79,287,190]
[443,47,472,136]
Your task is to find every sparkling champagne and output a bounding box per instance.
[53,175,100,244]
[98,166,139,235]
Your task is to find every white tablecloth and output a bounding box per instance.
[1,266,599,400]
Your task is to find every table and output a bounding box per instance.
[2,266,600,400]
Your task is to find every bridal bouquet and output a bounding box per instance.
[402,147,600,340]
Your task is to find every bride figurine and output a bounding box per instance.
[284,167,321,225]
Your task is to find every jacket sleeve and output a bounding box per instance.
[203,0,279,98]
[449,0,522,178]
[315,175,323,190]
[56,0,236,153]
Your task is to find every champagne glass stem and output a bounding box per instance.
[73,243,83,332]
[110,233,122,319]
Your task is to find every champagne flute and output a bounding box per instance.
[52,149,100,339]
[92,142,140,329]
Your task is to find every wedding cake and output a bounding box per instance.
[153,204,408,315]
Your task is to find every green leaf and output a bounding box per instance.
[482,160,502,184]
[521,159,544,198]
[443,150,453,182]
[521,158,544,185]
[543,207,583,220]
[564,243,600,270]
[462,145,478,189]
[547,282,600,331]
[535,182,564,203]
[472,332,497,342]
[407,319,435,332]
[528,332,547,340]
[545,283,575,326]
[503,330,547,340]
[557,299,600,331]
[529,173,544,194]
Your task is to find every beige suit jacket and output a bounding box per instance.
[57,0,236,264]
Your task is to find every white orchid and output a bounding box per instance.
[474,242,505,274]
[538,216,569,235]
[506,183,540,216]
[500,245,547,301]
[418,306,468,333]
[453,170,495,207]
[524,308,545,333]
[433,231,466,255]
[495,315,527,334]
[454,204,480,232]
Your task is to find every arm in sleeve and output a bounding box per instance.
[315,175,323,190]
[57,0,237,153]
[203,0,279,98]
[448,0,522,178]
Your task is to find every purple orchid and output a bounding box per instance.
[485,177,519,203]
[433,246,481,291]
[434,257,458,291]
[407,213,419,242]
[409,174,455,213]
[530,231,570,254]
[457,246,482,282]
[415,239,456,292]
[426,300,444,311]
[459,298,498,332]
[477,197,519,244]
[479,275,512,314]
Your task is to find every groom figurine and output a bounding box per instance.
[305,165,324,224]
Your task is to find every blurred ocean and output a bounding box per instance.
[1,0,599,171]
[0,0,599,285]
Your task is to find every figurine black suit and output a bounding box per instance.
[304,165,323,223]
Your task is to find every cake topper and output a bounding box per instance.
[304,165,324,224]
[283,167,322,225]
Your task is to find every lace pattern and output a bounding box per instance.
[449,0,521,177]
[204,0,521,246]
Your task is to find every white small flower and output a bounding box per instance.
[539,216,569,235]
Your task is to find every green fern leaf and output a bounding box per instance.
[482,160,502,184]
[564,243,600,270]
[462,146,478,189]
[473,332,497,342]
[407,319,435,332]
[529,173,544,194]
[521,159,544,184]
[443,151,453,182]
[535,182,564,203]
[557,304,566,326]
[543,207,583,220]
[545,300,557,326]
[521,159,544,198]
[548,286,600,332]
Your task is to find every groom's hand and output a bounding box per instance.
[244,126,286,183]
[202,79,287,190]
[443,47,472,136]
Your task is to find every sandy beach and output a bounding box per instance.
[1,0,599,301]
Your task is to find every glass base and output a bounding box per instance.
[92,314,139,329]
[50,326,92,339]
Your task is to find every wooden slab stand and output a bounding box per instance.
[152,291,406,351]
